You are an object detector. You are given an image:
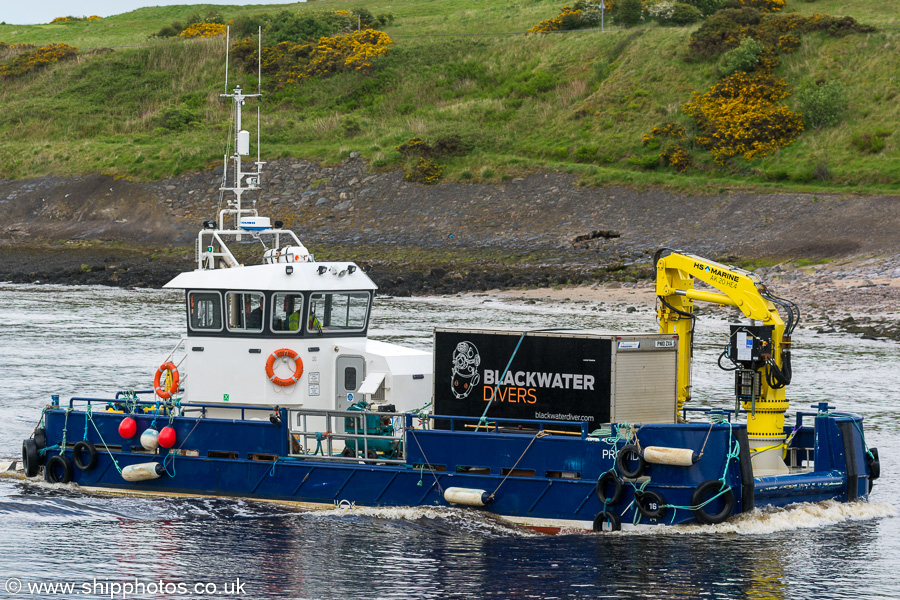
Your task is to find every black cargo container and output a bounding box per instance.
[433,328,679,429]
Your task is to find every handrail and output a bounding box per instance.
[288,407,407,464]
[65,396,280,421]
[415,414,591,439]
[681,406,747,423]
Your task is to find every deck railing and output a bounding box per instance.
[288,407,407,465]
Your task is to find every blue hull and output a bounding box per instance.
[35,399,875,532]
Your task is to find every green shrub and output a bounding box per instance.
[156,105,200,131]
[628,154,660,169]
[375,13,396,27]
[515,70,558,96]
[591,58,611,84]
[549,146,569,160]
[764,168,790,181]
[432,134,474,156]
[669,3,703,24]
[683,0,727,16]
[341,115,362,136]
[481,168,495,178]
[803,14,876,37]
[396,135,473,158]
[574,145,600,162]
[150,23,181,38]
[688,8,761,58]
[718,36,764,76]
[614,0,644,28]
[851,133,887,154]
[796,80,846,129]
[265,11,338,44]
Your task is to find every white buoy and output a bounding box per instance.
[140,428,160,450]
[444,487,491,506]
[121,462,165,482]
[643,446,699,467]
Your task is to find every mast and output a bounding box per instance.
[218,26,265,232]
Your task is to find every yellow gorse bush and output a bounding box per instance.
[404,157,444,184]
[233,29,393,88]
[642,122,686,145]
[0,42,36,54]
[660,145,692,171]
[50,16,102,23]
[179,23,227,39]
[0,43,78,79]
[736,0,785,13]
[528,7,582,33]
[309,28,393,75]
[682,72,804,163]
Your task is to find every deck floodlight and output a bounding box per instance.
[203,220,217,229]
[285,266,293,275]
[317,266,328,275]
[347,265,357,274]
[274,220,283,229]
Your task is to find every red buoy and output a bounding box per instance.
[158,426,176,449]
[118,417,137,439]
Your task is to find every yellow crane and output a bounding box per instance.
[654,249,799,475]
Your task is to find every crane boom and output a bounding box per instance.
[654,249,794,454]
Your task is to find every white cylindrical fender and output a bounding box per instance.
[121,462,165,482]
[444,487,491,506]
[643,446,699,467]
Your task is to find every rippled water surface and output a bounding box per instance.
[0,283,897,600]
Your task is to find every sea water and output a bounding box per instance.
[0,283,897,600]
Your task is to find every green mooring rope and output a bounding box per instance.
[660,419,740,524]
[822,411,875,459]
[86,406,123,475]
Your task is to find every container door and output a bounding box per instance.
[335,355,365,412]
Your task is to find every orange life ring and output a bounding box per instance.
[154,362,180,399]
[266,348,303,386]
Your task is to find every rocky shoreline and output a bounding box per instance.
[2,158,898,340]
[2,241,898,342]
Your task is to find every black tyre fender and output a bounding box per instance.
[73,441,98,471]
[593,510,621,532]
[635,490,667,520]
[691,479,735,525]
[45,454,74,484]
[867,448,880,481]
[616,444,647,479]
[33,428,47,450]
[22,439,40,477]
[596,471,624,505]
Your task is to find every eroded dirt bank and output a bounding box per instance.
[1,160,898,338]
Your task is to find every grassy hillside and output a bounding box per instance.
[0,0,896,193]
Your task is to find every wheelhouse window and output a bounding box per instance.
[271,293,304,333]
[306,292,370,334]
[188,291,223,332]
[226,291,264,333]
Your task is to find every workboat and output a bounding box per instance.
[19,55,880,533]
